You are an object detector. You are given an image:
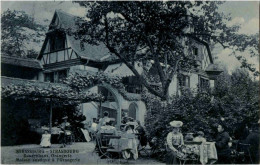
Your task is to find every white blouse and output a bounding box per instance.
[166,132,184,151]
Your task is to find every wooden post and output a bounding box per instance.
[49,99,52,133]
[99,100,102,118]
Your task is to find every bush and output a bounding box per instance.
[144,86,259,161]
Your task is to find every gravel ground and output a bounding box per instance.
[1,142,164,165]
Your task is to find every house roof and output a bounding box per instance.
[38,10,118,62]
[1,55,42,69]
[1,76,67,88]
[205,63,222,72]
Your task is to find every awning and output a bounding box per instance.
[104,63,143,77]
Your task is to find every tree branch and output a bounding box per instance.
[146,36,166,87]
[185,33,214,63]
[163,58,182,96]
[104,14,164,99]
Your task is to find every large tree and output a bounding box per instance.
[1,9,47,58]
[71,1,258,100]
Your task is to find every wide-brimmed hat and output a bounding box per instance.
[62,116,68,120]
[170,121,183,127]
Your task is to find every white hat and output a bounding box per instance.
[170,121,183,127]
[62,116,68,120]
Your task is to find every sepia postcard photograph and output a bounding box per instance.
[1,1,259,164]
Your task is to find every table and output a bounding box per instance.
[182,142,217,164]
[109,134,138,160]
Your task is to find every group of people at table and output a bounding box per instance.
[40,112,259,164]
[95,113,254,164]
[93,112,220,164]
[93,111,146,160]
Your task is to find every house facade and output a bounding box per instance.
[2,10,221,128]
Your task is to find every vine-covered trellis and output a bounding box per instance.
[2,82,104,132]
[63,70,141,101]
[1,71,142,132]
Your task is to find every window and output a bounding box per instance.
[44,69,68,83]
[178,74,190,87]
[193,47,198,56]
[57,70,67,82]
[199,77,210,89]
[44,72,54,82]
[49,33,65,52]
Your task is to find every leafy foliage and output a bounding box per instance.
[1,9,47,58]
[213,68,259,138]
[63,71,124,91]
[1,83,104,106]
[144,69,259,161]
[144,90,217,143]
[72,1,259,100]
[64,71,141,101]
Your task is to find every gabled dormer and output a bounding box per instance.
[37,10,117,68]
[37,10,119,83]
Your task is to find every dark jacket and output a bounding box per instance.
[245,131,259,163]
[135,125,147,146]
[215,131,231,156]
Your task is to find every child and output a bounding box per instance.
[193,131,206,143]
[40,130,51,148]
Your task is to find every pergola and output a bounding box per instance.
[1,82,104,132]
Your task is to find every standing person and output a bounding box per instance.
[59,116,71,148]
[166,121,184,165]
[135,120,147,147]
[245,123,259,163]
[40,130,51,148]
[215,123,231,164]
[97,111,110,131]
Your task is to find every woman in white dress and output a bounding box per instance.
[40,130,51,148]
[166,120,184,164]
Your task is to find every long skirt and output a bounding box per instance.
[165,150,179,165]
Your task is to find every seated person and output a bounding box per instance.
[121,125,138,160]
[98,120,117,135]
[97,111,110,131]
[166,121,185,165]
[40,130,51,148]
[122,116,129,124]
[120,124,126,131]
[90,118,98,132]
[126,125,137,134]
[128,117,134,122]
[184,133,194,141]
[193,131,206,143]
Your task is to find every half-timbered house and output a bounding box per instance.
[2,10,221,128]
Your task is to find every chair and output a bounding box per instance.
[236,143,253,163]
[65,130,74,145]
[137,134,150,157]
[73,127,86,142]
[106,135,122,162]
[95,134,111,159]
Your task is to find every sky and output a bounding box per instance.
[1,1,259,75]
